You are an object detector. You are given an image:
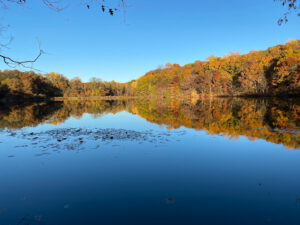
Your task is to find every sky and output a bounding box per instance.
[0,0,299,82]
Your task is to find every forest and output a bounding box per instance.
[0,40,299,101]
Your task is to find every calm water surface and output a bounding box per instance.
[0,98,299,225]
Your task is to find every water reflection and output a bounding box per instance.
[0,98,299,149]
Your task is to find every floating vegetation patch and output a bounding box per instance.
[3,128,186,153]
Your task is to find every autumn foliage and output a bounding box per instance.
[0,98,299,149]
[133,40,300,98]
[0,40,299,100]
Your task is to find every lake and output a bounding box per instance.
[0,98,299,225]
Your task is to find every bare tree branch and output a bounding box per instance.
[0,50,43,66]
[0,24,13,49]
[274,0,300,25]
[0,40,44,70]
[0,0,128,68]
[1,0,126,15]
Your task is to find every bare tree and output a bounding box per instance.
[0,0,126,68]
[0,0,298,68]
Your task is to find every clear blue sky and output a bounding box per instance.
[0,0,299,82]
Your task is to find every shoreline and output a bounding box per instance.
[0,95,299,104]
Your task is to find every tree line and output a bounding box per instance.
[0,71,130,100]
[0,40,299,100]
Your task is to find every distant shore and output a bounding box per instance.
[54,95,300,101]
[1,95,299,105]
[53,96,142,101]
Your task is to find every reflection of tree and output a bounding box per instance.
[0,101,63,129]
[0,100,129,129]
[131,98,300,149]
[0,98,299,149]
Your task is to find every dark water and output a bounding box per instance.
[0,98,299,225]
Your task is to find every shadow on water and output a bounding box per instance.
[0,98,299,149]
